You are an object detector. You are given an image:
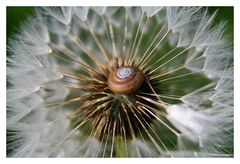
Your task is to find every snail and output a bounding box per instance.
[108,66,145,94]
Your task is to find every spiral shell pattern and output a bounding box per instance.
[117,67,134,79]
[108,66,144,94]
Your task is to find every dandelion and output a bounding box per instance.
[7,7,233,157]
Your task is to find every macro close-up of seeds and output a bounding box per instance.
[7,7,233,157]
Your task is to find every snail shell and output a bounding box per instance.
[108,66,144,94]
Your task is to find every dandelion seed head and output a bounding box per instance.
[7,7,233,157]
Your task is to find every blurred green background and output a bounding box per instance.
[7,7,34,39]
[7,7,233,39]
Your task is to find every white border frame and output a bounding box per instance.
[1,1,239,164]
